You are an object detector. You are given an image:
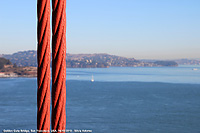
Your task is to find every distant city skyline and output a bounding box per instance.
[0,0,199,59]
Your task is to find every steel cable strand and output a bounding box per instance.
[37,0,51,132]
[51,0,66,132]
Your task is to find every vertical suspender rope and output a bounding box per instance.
[51,0,67,131]
[37,0,51,132]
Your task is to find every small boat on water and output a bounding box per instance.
[192,68,198,71]
[91,75,94,82]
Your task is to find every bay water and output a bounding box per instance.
[0,66,200,133]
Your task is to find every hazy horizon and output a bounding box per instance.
[0,0,199,59]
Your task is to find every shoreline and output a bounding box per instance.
[0,65,199,79]
[0,74,36,78]
[0,66,37,78]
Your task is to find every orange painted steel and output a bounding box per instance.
[37,0,51,132]
[51,0,67,131]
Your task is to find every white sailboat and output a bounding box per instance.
[91,75,94,82]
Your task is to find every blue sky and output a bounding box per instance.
[0,0,199,59]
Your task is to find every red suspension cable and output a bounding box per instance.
[51,0,67,131]
[37,0,51,132]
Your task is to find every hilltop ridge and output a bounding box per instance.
[1,50,179,68]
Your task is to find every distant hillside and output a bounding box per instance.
[67,53,141,68]
[173,59,200,65]
[154,61,178,67]
[3,50,37,67]
[142,59,200,65]
[2,50,178,68]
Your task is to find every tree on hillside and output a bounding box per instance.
[0,57,12,69]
